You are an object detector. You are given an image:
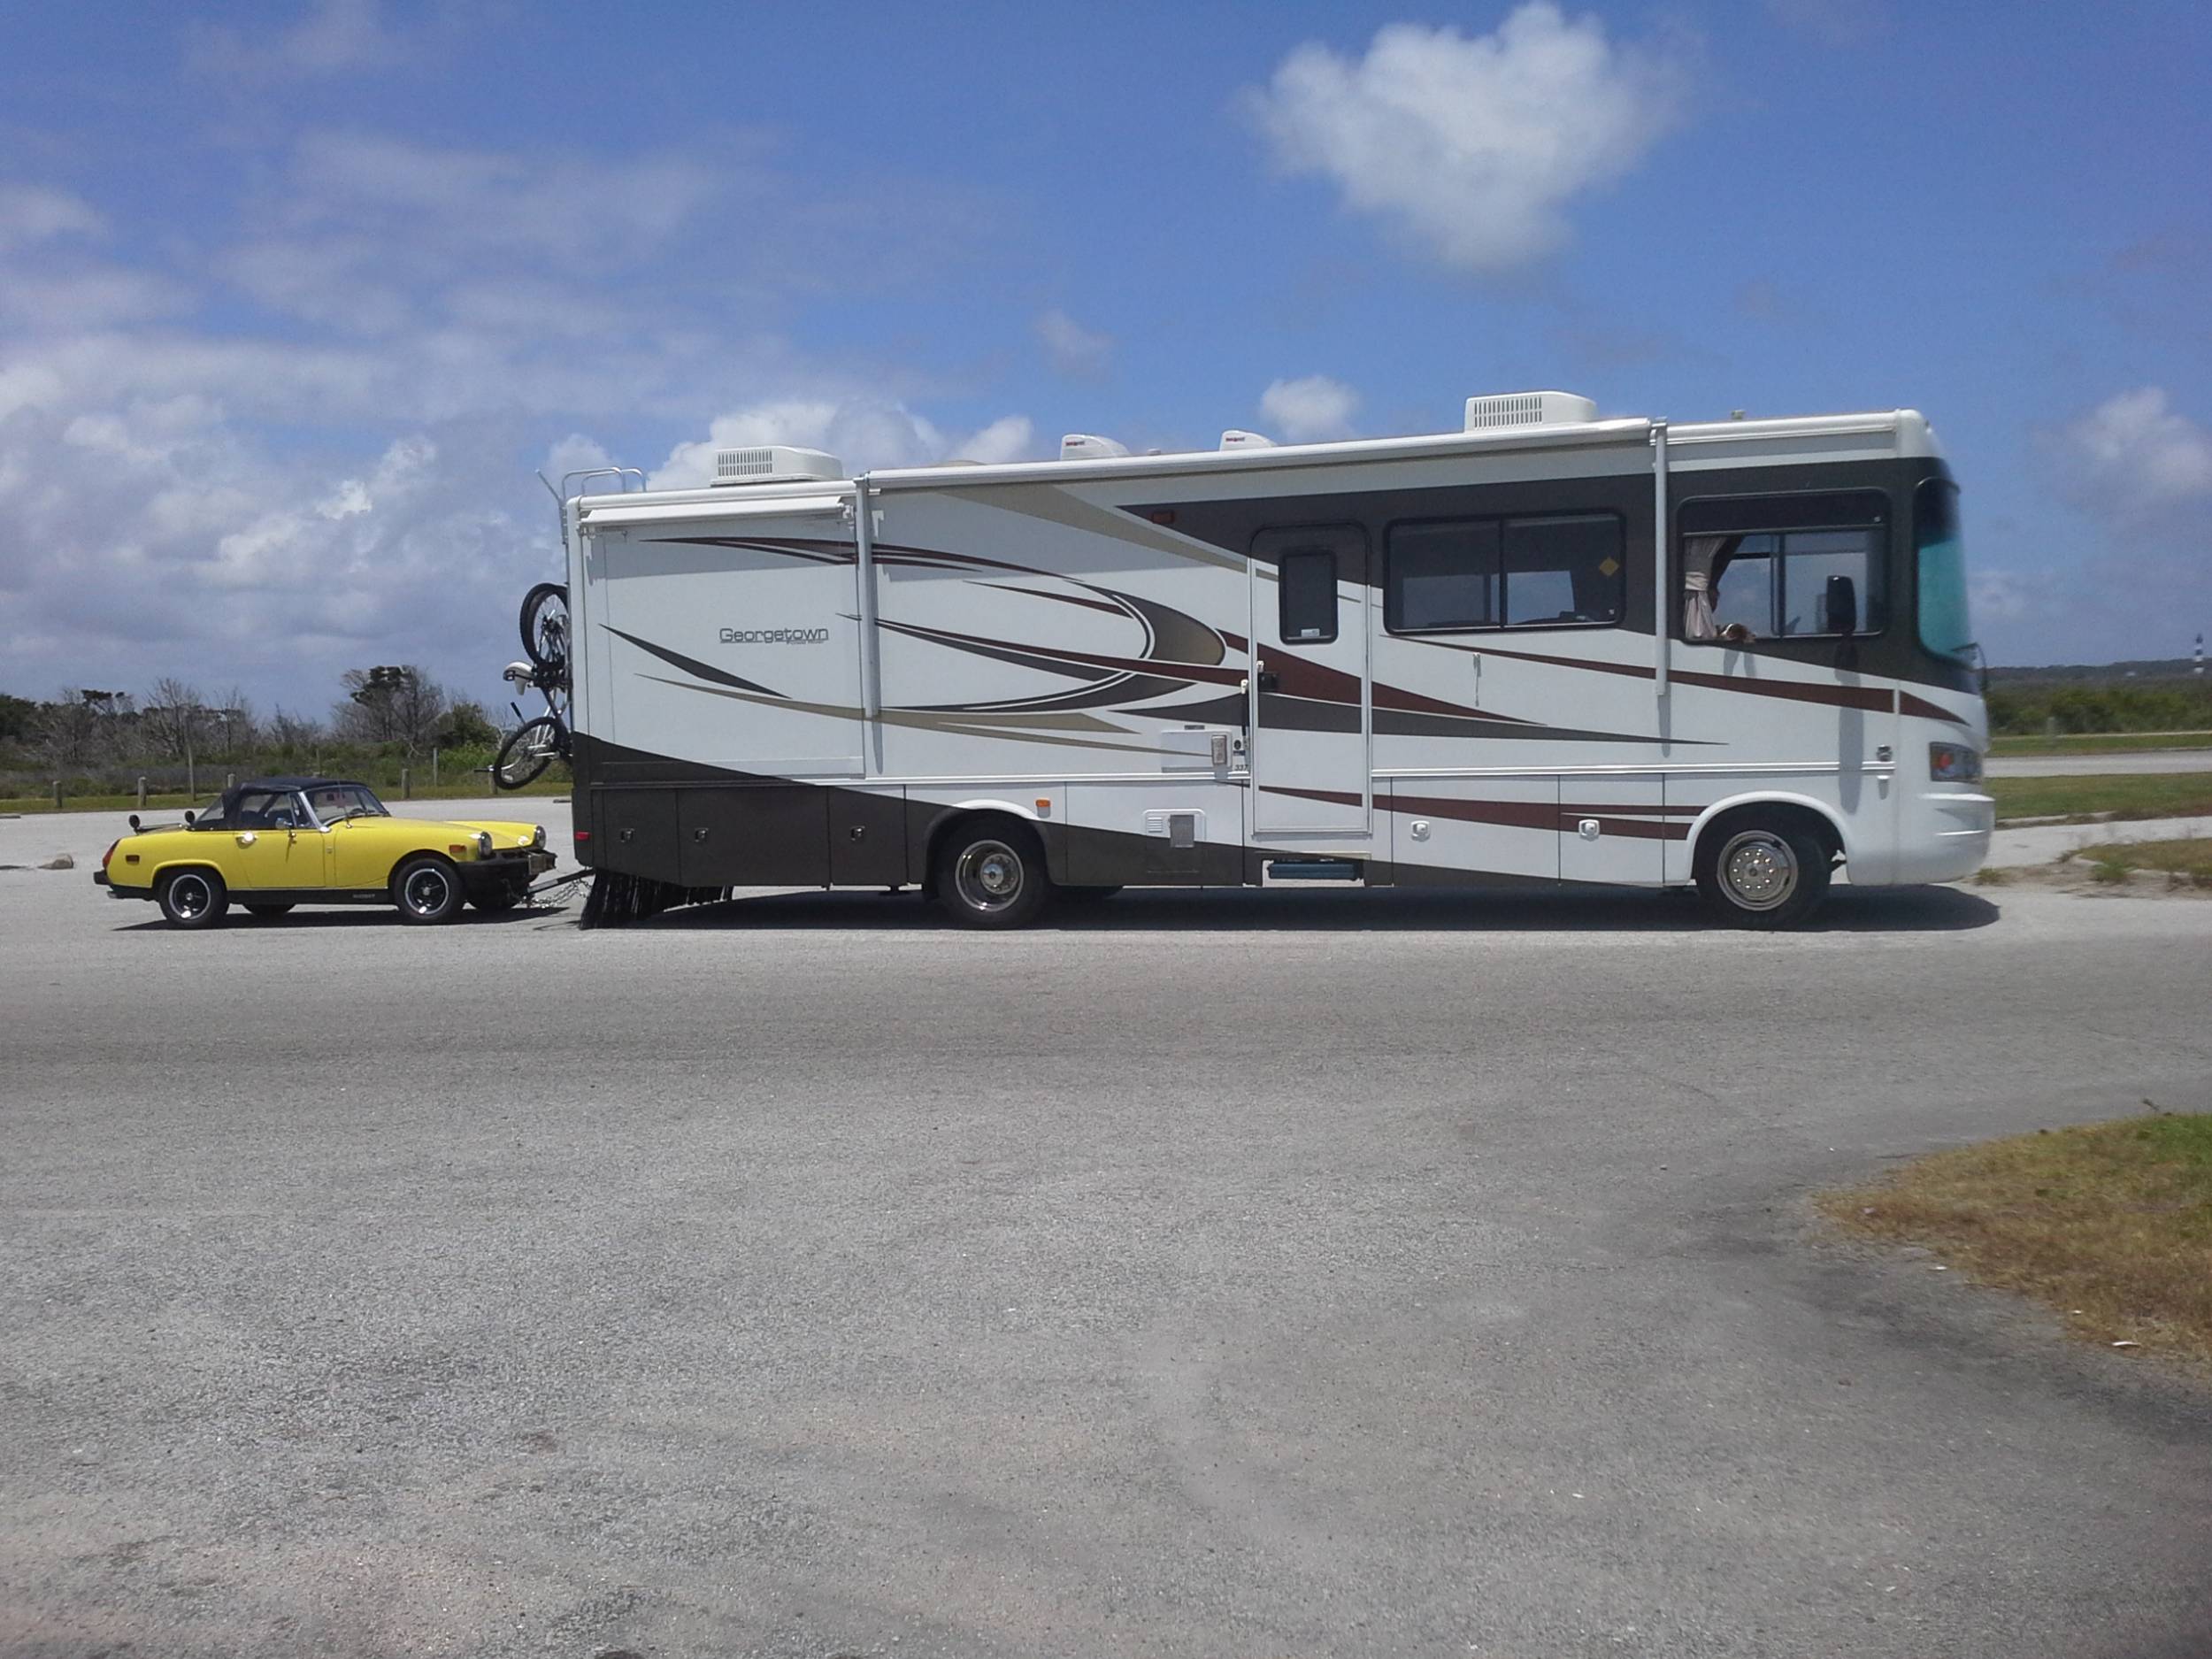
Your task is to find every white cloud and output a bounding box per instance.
[1034,309,1112,378]
[2056,387,2212,511]
[1259,375,1360,442]
[0,184,104,250]
[1247,4,1686,273]
[651,401,1036,486]
[185,0,411,80]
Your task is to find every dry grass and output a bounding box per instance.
[1821,1110,2212,1366]
[2070,837,2212,883]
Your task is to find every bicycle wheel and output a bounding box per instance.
[493,715,563,790]
[519,582,570,682]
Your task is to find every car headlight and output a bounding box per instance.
[1929,741,1982,783]
[475,831,494,857]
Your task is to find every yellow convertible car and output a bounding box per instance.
[95,777,555,928]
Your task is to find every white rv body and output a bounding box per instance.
[559,403,1993,912]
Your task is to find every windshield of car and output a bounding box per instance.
[308,785,388,825]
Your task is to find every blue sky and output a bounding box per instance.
[3,0,2208,718]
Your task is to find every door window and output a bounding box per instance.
[1277,546,1340,643]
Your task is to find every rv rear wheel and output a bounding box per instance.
[1694,817,1832,929]
[935,822,1050,930]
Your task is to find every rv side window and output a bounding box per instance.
[1277,547,1339,643]
[1386,520,1499,631]
[1502,514,1624,626]
[1679,491,1889,641]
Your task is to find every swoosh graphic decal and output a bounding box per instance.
[605,626,782,697]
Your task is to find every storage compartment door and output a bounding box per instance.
[1559,778,1669,887]
[678,787,830,887]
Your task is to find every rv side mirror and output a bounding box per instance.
[1823,574,1858,636]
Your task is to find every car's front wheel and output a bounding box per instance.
[392,856,464,924]
[158,868,227,929]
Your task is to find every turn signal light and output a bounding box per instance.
[1928,742,1982,783]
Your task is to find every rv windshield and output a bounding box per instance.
[1915,480,1972,662]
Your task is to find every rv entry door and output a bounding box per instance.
[1248,525,1371,835]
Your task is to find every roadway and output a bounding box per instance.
[4,804,2210,1659]
[1986,749,2212,777]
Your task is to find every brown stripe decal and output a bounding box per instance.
[1264,786,1691,841]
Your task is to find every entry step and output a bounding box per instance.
[1266,858,1363,883]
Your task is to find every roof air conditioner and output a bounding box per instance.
[1060,433,1130,461]
[1219,429,1275,449]
[1463,390,1598,432]
[710,445,847,486]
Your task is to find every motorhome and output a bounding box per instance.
[545,392,1993,927]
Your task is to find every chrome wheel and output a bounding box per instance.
[169,873,212,918]
[401,864,455,917]
[954,839,1026,914]
[1715,829,1799,913]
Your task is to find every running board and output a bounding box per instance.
[1266,858,1363,882]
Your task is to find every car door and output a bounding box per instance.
[218,790,328,891]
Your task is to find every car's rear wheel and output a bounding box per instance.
[242,902,296,918]
[392,856,464,924]
[158,869,227,929]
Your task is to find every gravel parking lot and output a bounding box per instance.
[4,803,2210,1658]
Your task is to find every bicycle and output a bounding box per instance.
[492,583,572,790]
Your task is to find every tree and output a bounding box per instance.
[0,692,42,744]
[435,699,499,749]
[334,664,449,757]
[141,678,206,764]
[266,706,326,754]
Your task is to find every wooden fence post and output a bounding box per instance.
[53,779,64,810]
[401,766,411,800]
[136,777,148,809]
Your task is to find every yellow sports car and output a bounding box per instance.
[94,777,555,928]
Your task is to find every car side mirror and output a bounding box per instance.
[128,813,142,832]
[1823,574,1858,636]
[182,810,196,827]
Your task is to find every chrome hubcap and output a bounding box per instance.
[955,841,1025,912]
[403,869,451,914]
[1717,830,1798,911]
[171,876,210,918]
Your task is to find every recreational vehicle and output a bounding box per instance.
[534,393,1993,927]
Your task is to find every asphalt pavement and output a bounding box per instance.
[1985,749,2212,777]
[4,806,2210,1659]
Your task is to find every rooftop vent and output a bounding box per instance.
[1219,429,1275,450]
[1463,390,1597,432]
[1060,433,1130,461]
[710,445,846,487]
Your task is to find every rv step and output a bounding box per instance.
[1267,858,1362,882]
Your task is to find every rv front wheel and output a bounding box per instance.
[1694,817,1832,929]
[936,822,1050,929]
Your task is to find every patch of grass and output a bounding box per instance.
[2069,838,2212,885]
[1971,866,2013,887]
[1990,731,2212,757]
[1987,772,2212,826]
[2087,856,2131,884]
[1821,1110,2212,1364]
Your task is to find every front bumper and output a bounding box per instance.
[460,851,557,896]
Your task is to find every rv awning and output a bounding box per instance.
[580,494,848,527]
